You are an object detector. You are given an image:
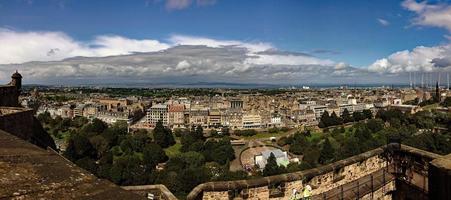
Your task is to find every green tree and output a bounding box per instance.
[342,109,353,123]
[363,109,373,119]
[37,111,53,124]
[319,138,334,164]
[330,111,343,125]
[366,119,384,132]
[102,122,128,147]
[302,146,320,167]
[194,125,204,140]
[153,120,175,148]
[143,143,168,171]
[132,130,152,152]
[64,134,96,161]
[75,157,98,173]
[221,126,230,136]
[173,128,184,137]
[71,116,89,128]
[182,151,206,168]
[202,138,235,165]
[209,129,219,137]
[119,137,134,155]
[289,133,309,155]
[181,134,196,152]
[178,168,209,194]
[353,111,365,122]
[319,111,330,128]
[89,135,109,158]
[109,154,146,185]
[82,118,107,134]
[263,153,281,176]
[441,97,451,107]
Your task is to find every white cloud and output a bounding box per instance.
[0,28,170,64]
[245,53,334,66]
[169,35,273,53]
[90,35,170,56]
[0,29,375,84]
[334,62,349,70]
[164,0,216,10]
[368,44,451,73]
[196,0,216,6]
[377,18,390,26]
[166,0,192,10]
[175,60,191,70]
[366,1,451,76]
[169,35,334,66]
[402,0,451,32]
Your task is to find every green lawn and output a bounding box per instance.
[422,103,439,111]
[241,130,292,140]
[307,131,322,142]
[164,143,182,158]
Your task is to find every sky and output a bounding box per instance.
[0,0,450,85]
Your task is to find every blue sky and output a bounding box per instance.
[0,0,450,84]
[0,0,447,66]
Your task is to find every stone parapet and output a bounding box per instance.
[122,184,178,200]
[187,147,386,200]
[187,144,445,200]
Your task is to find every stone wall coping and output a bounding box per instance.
[186,147,385,200]
[122,184,178,200]
[186,144,444,200]
[0,107,33,116]
[398,144,442,160]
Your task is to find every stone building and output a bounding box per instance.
[147,103,169,126]
[168,104,185,128]
[0,70,22,107]
[0,71,56,149]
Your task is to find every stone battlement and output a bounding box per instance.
[187,144,447,200]
[0,107,34,142]
[0,106,56,149]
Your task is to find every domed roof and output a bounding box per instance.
[11,70,22,78]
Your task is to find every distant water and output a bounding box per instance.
[23,82,412,89]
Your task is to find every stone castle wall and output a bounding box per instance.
[195,145,446,200]
[0,107,34,140]
[195,148,388,200]
[0,106,56,149]
[0,86,19,107]
[306,155,385,195]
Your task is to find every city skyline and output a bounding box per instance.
[0,0,451,85]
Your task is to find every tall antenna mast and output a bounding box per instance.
[413,71,416,88]
[438,72,441,87]
[409,72,412,88]
[430,73,433,89]
[421,73,424,88]
[447,72,449,90]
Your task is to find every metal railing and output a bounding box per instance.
[311,168,395,200]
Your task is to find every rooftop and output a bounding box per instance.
[261,149,286,159]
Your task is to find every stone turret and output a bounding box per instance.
[10,70,22,94]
